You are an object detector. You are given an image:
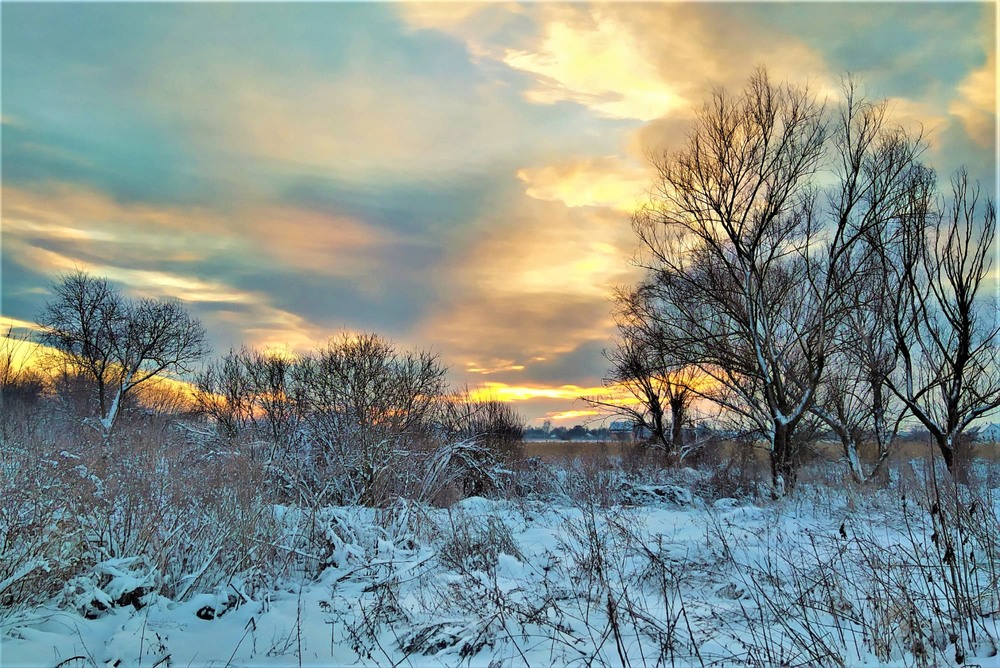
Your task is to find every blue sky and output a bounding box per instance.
[2,2,995,422]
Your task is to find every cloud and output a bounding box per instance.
[214,71,517,182]
[126,11,597,189]
[5,2,993,426]
[462,201,638,300]
[547,409,602,422]
[2,183,383,279]
[0,184,373,353]
[464,379,643,425]
[408,3,834,125]
[950,51,996,149]
[413,191,647,410]
[503,10,680,121]
[517,155,651,212]
[465,359,526,375]
[469,382,607,403]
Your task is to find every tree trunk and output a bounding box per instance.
[669,396,685,450]
[939,434,955,472]
[769,422,797,497]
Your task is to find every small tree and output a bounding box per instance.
[296,332,448,505]
[194,346,257,441]
[36,271,209,441]
[195,345,302,458]
[1,327,46,445]
[587,287,698,459]
[885,170,1000,474]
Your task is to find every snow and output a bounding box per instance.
[3,462,1000,667]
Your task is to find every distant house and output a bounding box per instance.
[609,420,633,435]
[609,420,650,442]
[975,423,1000,443]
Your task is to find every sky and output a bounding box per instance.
[1,2,996,424]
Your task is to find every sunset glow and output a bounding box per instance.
[2,3,994,423]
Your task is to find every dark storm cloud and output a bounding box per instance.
[519,340,613,387]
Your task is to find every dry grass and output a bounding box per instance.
[526,436,1000,469]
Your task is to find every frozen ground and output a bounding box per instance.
[2,462,1000,667]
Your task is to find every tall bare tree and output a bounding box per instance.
[807,88,931,483]
[36,271,209,441]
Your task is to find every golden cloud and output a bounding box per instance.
[464,380,647,425]
[517,155,651,212]
[407,3,833,126]
[546,409,602,422]
[950,51,996,148]
[468,382,610,403]
[462,201,637,300]
[416,196,642,375]
[503,10,679,121]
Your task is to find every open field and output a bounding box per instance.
[3,446,1000,667]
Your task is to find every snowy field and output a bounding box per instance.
[3,458,999,668]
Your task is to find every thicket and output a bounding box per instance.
[0,305,533,629]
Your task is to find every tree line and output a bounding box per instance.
[593,68,998,495]
[4,273,524,506]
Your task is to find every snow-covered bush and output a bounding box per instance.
[0,447,84,615]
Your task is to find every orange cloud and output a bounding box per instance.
[3,184,381,279]
[546,409,602,422]
[2,184,354,353]
[468,382,610,403]
[246,206,384,279]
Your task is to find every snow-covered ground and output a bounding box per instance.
[3,461,1000,667]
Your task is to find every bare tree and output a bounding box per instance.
[807,87,930,483]
[587,287,698,459]
[36,271,209,441]
[194,346,258,441]
[295,332,448,505]
[631,70,927,494]
[194,345,301,459]
[885,169,1000,473]
[244,347,302,455]
[815,289,904,483]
